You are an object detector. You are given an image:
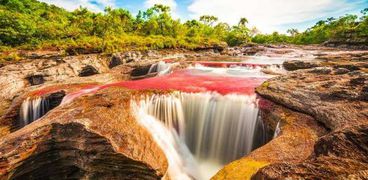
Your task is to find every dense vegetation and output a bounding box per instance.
[0,0,367,60]
[253,9,368,45]
[0,0,253,54]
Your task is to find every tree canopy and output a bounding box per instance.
[0,0,367,56]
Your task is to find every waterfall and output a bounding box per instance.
[273,121,281,138]
[179,92,260,163]
[131,101,201,180]
[134,92,266,178]
[148,61,172,76]
[19,97,50,126]
[251,114,270,150]
[141,94,186,140]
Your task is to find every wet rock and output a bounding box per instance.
[334,68,350,75]
[348,71,364,76]
[47,91,66,109]
[363,86,368,92]
[308,67,332,74]
[361,86,368,101]
[283,60,320,71]
[26,75,45,86]
[0,88,168,179]
[109,54,124,68]
[130,64,155,78]
[350,77,366,85]
[333,64,360,71]
[79,65,99,77]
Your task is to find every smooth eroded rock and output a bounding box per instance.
[283,60,320,71]
[254,124,368,179]
[0,88,168,179]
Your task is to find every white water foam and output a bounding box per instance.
[131,100,201,180]
[133,92,266,179]
[148,61,173,76]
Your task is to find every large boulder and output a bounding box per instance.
[256,67,368,130]
[254,124,368,179]
[0,88,168,179]
[283,60,320,71]
[249,65,368,179]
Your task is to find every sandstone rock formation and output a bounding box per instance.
[254,124,368,179]
[252,66,368,179]
[1,45,367,179]
[257,67,368,130]
[283,60,320,71]
[215,48,368,179]
[1,45,257,179]
[0,88,168,179]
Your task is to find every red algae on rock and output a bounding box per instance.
[63,69,268,104]
[106,69,267,94]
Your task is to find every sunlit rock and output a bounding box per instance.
[0,88,168,179]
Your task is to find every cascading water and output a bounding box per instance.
[180,93,260,162]
[19,97,50,127]
[192,63,285,77]
[134,92,267,179]
[148,61,173,76]
[142,94,186,140]
[131,100,201,180]
[49,49,313,179]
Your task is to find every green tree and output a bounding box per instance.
[239,18,248,27]
[199,15,218,26]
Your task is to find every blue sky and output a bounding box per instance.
[40,0,368,33]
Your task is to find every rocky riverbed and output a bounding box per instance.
[0,45,367,179]
[214,46,368,179]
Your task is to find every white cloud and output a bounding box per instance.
[144,0,179,18]
[39,0,116,12]
[188,0,365,33]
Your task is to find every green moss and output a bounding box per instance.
[262,81,270,88]
[0,52,21,63]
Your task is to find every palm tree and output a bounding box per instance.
[239,18,248,27]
